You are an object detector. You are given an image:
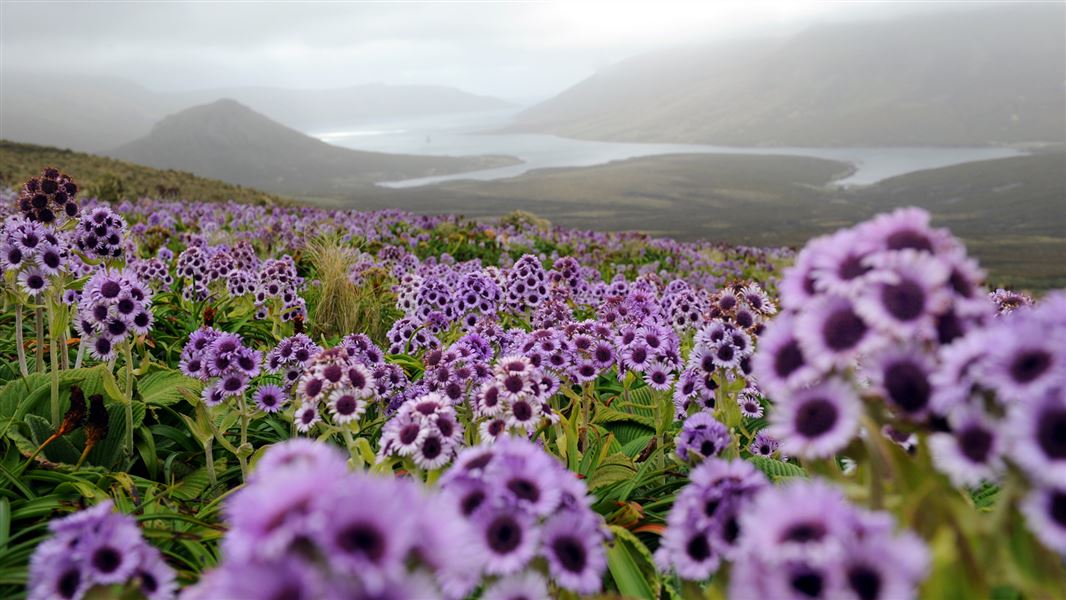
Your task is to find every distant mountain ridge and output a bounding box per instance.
[109,99,516,196]
[509,5,1066,146]
[0,74,511,152]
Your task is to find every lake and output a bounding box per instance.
[308,109,1024,188]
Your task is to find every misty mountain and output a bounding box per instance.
[0,74,511,152]
[509,5,1066,146]
[163,84,511,131]
[0,74,162,153]
[109,99,516,196]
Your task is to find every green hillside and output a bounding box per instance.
[0,139,285,204]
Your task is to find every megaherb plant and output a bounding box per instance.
[0,169,1062,600]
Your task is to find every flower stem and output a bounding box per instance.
[34,305,44,373]
[74,337,85,369]
[204,440,217,486]
[122,341,135,459]
[47,302,60,426]
[14,304,28,378]
[236,395,250,480]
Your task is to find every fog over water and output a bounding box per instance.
[311,110,1024,188]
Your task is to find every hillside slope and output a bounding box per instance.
[110,99,517,196]
[510,5,1065,146]
[0,140,284,204]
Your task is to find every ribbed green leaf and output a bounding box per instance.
[749,456,807,481]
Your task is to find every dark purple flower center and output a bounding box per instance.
[774,339,805,378]
[334,395,358,416]
[336,522,386,563]
[700,440,718,456]
[958,425,994,463]
[716,345,735,363]
[685,533,711,561]
[1010,350,1051,384]
[883,361,930,414]
[421,435,442,459]
[795,398,838,438]
[300,409,316,424]
[507,478,540,503]
[100,280,121,298]
[552,536,587,573]
[92,546,122,573]
[503,374,525,394]
[55,566,81,599]
[782,521,827,543]
[486,515,523,554]
[822,307,867,351]
[847,564,882,600]
[1036,407,1066,460]
[791,568,825,598]
[886,228,934,252]
[839,254,870,280]
[138,570,159,594]
[304,378,323,398]
[1050,490,1066,528]
[881,279,926,322]
[512,400,534,421]
[399,423,421,445]
[461,489,485,516]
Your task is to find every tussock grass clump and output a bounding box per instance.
[305,236,397,344]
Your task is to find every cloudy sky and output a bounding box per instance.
[1,1,967,102]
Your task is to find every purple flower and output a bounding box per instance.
[540,510,607,593]
[28,500,174,600]
[1007,387,1066,487]
[769,378,861,459]
[675,412,731,462]
[731,480,928,599]
[253,384,288,413]
[1021,484,1066,555]
[656,459,767,580]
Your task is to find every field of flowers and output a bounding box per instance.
[1,167,1064,599]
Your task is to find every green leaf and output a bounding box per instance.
[970,483,1000,511]
[588,454,638,491]
[606,525,660,599]
[169,463,223,500]
[749,456,807,481]
[594,406,656,429]
[25,414,81,464]
[137,368,203,407]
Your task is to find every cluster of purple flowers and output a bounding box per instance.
[293,345,378,432]
[927,295,1066,553]
[730,481,928,599]
[504,254,549,313]
[755,208,991,458]
[76,268,153,360]
[254,256,305,321]
[72,206,126,260]
[675,412,731,462]
[264,333,321,389]
[420,335,493,403]
[378,392,465,469]
[128,255,174,290]
[1,216,67,296]
[473,354,558,442]
[17,167,79,224]
[179,327,262,406]
[656,458,767,579]
[439,438,610,594]
[185,440,479,599]
[28,501,174,600]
